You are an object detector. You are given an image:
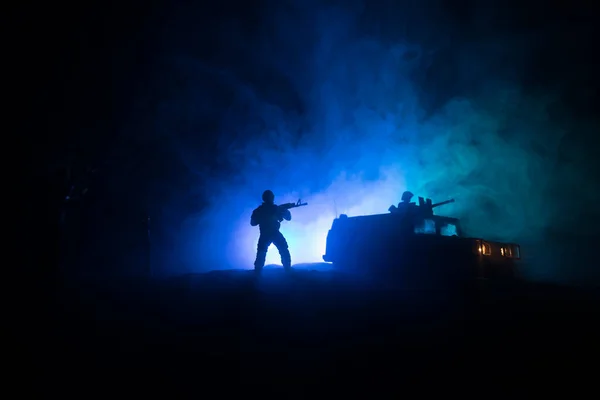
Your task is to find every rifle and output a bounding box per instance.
[278,199,308,210]
[431,199,455,208]
[276,199,307,223]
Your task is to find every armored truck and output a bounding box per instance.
[322,193,521,282]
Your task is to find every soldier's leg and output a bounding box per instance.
[254,234,271,272]
[273,231,291,271]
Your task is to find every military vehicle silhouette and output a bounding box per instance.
[322,194,521,283]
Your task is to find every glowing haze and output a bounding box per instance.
[145,1,597,280]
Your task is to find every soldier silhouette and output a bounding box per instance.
[250,190,292,272]
[389,190,417,214]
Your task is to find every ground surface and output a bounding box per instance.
[31,263,600,394]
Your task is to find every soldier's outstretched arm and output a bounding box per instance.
[282,209,291,221]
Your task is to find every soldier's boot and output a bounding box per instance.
[280,248,292,272]
[254,250,267,273]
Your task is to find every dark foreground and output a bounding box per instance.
[31,264,599,394]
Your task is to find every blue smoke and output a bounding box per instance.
[143,1,597,283]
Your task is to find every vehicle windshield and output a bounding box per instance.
[414,218,460,237]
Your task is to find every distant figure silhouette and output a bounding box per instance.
[250,190,292,272]
[389,190,417,214]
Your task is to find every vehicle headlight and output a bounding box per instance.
[478,241,491,256]
[501,244,521,259]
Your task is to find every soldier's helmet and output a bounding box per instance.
[262,190,275,203]
[401,191,414,203]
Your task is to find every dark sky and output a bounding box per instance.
[27,0,598,170]
[25,0,598,166]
